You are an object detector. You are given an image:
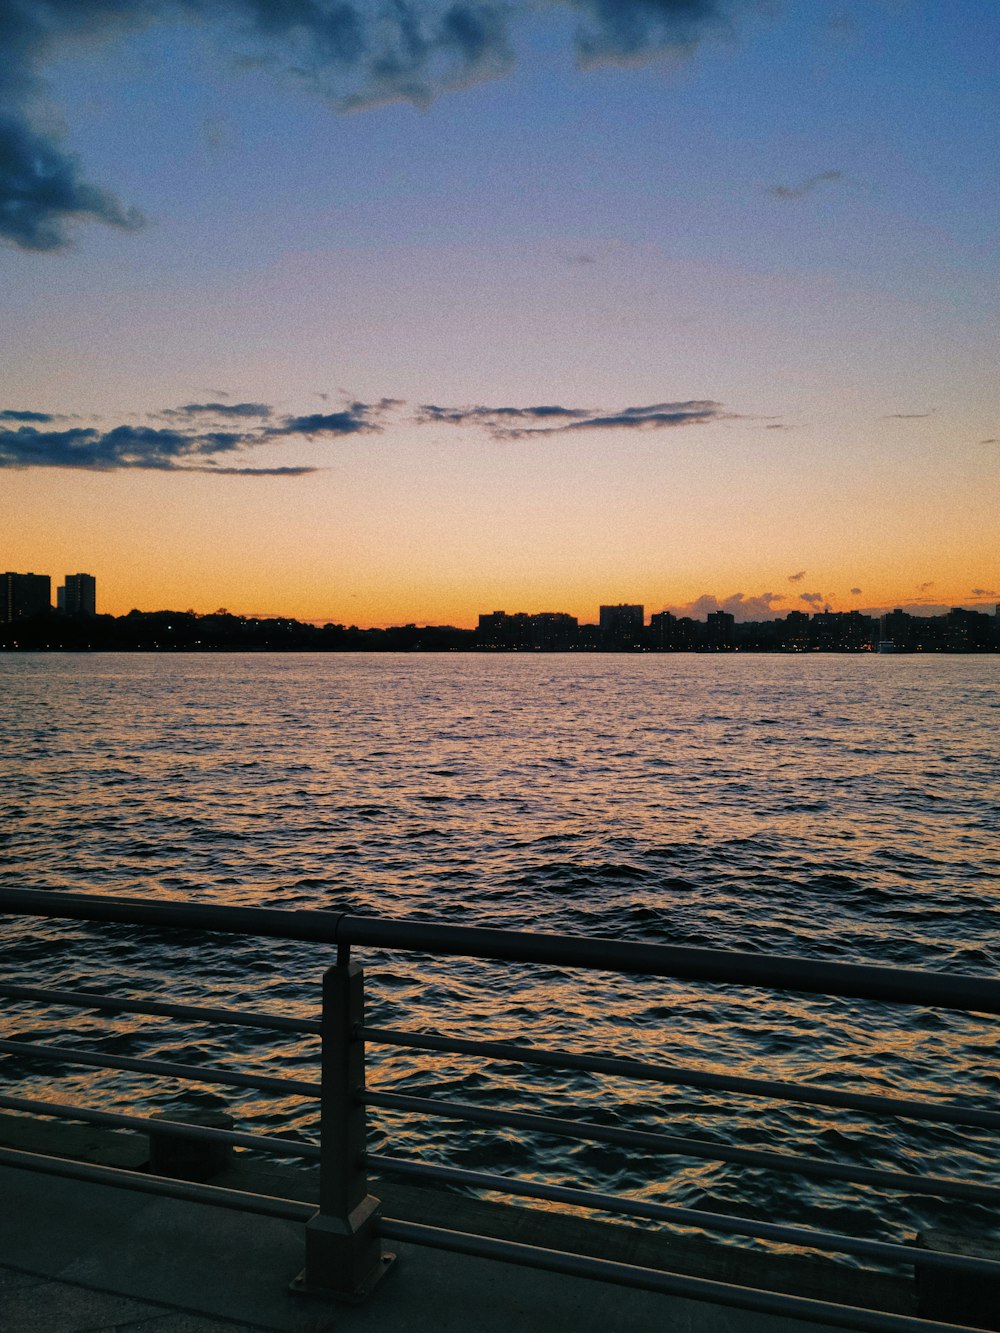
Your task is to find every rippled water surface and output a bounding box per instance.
[1,653,998,1252]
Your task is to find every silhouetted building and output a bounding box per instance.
[944,606,994,651]
[674,616,702,649]
[705,610,735,649]
[648,610,677,649]
[811,610,875,651]
[531,612,578,650]
[477,610,532,649]
[59,573,97,619]
[599,603,644,649]
[1,572,50,623]
[783,610,810,650]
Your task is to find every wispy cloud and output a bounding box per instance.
[767,170,843,201]
[162,402,274,419]
[882,410,934,420]
[917,581,935,592]
[971,587,998,598]
[418,399,732,438]
[571,0,736,65]
[269,402,391,437]
[0,391,751,470]
[850,586,862,596]
[416,403,593,430]
[1,1,763,251]
[0,422,303,473]
[0,408,54,422]
[787,570,806,583]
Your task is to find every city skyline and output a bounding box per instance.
[2,563,999,630]
[2,3,997,622]
[3,564,998,642]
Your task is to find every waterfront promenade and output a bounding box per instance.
[0,1155,851,1333]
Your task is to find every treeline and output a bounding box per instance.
[0,610,476,652]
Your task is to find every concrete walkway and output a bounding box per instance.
[0,1158,853,1333]
[0,1262,254,1333]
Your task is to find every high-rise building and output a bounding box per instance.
[477,611,532,649]
[648,610,677,649]
[1,572,51,623]
[60,573,97,618]
[705,609,735,648]
[531,612,578,651]
[599,604,644,649]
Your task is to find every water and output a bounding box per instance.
[1,652,998,1254]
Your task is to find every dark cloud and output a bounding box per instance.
[981,438,998,445]
[164,401,274,419]
[767,170,843,201]
[799,591,824,605]
[569,0,734,65]
[2,1,763,250]
[416,403,592,427]
[0,390,742,467]
[270,403,385,437]
[882,411,933,419]
[0,423,247,471]
[850,587,862,596]
[917,581,934,592]
[0,408,53,422]
[787,570,806,583]
[535,400,725,436]
[971,588,998,599]
[416,398,732,437]
[195,464,317,476]
[0,396,391,466]
[0,114,145,251]
[0,420,318,473]
[415,399,729,437]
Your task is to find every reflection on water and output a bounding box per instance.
[1,652,998,1250]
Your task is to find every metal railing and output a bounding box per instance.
[0,885,998,1332]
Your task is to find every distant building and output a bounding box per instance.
[478,609,578,650]
[648,610,677,649]
[477,611,532,649]
[705,609,735,649]
[599,604,644,649]
[59,573,97,619]
[1,572,51,623]
[531,612,578,651]
[783,609,810,650]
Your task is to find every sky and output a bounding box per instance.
[1,0,998,626]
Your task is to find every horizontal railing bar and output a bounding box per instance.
[0,1038,320,1100]
[363,1027,1000,1132]
[0,888,349,946]
[0,1092,321,1160]
[0,1143,314,1222]
[365,1091,1000,1205]
[368,1154,1000,1280]
[3,888,1000,1012]
[0,982,320,1035]
[378,1218,978,1333]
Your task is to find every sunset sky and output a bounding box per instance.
[2,0,997,626]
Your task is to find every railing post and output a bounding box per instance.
[295,953,395,1301]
